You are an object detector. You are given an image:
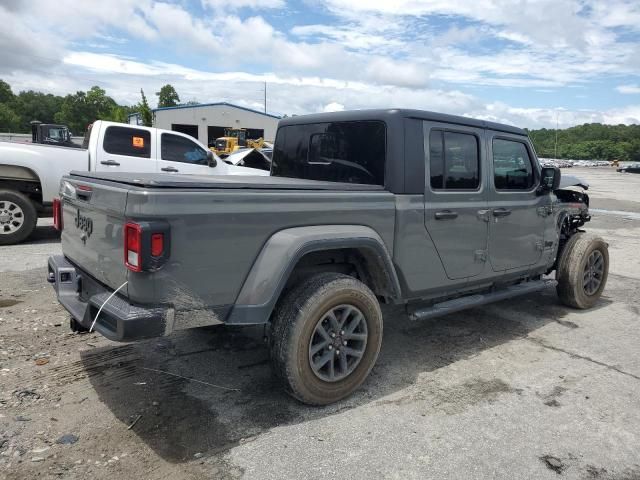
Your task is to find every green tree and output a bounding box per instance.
[155,84,180,108]
[139,89,153,127]
[0,103,20,132]
[54,86,117,133]
[107,105,129,123]
[11,91,63,132]
[0,79,14,105]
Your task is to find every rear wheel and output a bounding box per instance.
[270,273,383,405]
[0,190,37,245]
[556,233,609,309]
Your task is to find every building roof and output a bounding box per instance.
[152,102,281,119]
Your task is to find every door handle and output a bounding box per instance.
[161,166,179,173]
[434,210,458,220]
[100,160,120,166]
[477,209,491,222]
[493,208,512,217]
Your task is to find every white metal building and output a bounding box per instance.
[152,102,280,146]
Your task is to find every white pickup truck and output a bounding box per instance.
[0,120,268,244]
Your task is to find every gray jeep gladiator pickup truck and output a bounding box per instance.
[48,109,608,405]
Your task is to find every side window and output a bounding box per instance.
[161,133,208,165]
[429,130,444,189]
[493,139,535,190]
[429,130,479,190]
[103,126,151,158]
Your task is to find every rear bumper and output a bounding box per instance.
[47,255,171,341]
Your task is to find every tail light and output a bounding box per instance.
[124,221,170,272]
[53,198,63,231]
[124,223,143,272]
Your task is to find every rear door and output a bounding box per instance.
[486,133,546,271]
[157,132,215,175]
[95,125,157,172]
[424,124,489,280]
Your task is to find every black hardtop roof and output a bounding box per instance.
[278,108,526,135]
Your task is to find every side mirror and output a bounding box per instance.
[538,166,561,194]
[207,150,217,167]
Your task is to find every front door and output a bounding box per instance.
[424,125,489,280]
[487,133,547,271]
[157,132,215,175]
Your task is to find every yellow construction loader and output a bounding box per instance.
[211,128,265,157]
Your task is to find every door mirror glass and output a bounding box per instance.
[538,166,561,194]
[207,150,217,167]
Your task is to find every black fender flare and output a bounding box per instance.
[226,225,401,325]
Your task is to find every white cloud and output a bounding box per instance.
[617,85,640,94]
[11,50,629,129]
[201,0,284,9]
[1,0,640,129]
[322,102,345,112]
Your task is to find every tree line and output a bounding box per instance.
[0,80,183,135]
[527,123,640,161]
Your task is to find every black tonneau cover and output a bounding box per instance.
[68,171,385,191]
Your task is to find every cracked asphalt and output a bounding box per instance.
[1,167,639,479]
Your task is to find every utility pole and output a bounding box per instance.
[264,82,267,114]
[554,111,559,159]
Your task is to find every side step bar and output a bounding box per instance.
[409,279,557,321]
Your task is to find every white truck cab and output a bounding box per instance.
[0,120,268,244]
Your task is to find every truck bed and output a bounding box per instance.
[60,172,396,332]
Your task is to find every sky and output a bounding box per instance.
[1,0,640,128]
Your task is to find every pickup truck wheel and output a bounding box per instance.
[270,272,383,405]
[556,233,609,309]
[0,190,37,245]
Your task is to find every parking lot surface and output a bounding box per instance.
[1,168,639,479]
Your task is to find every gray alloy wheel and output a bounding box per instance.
[583,250,605,296]
[0,200,25,235]
[308,304,368,382]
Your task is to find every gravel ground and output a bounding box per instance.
[1,168,639,480]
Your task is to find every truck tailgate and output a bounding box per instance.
[60,178,129,292]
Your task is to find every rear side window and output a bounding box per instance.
[103,126,151,158]
[161,133,208,164]
[430,130,480,190]
[272,121,385,185]
[493,139,535,190]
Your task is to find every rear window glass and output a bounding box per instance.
[271,121,385,185]
[103,126,151,158]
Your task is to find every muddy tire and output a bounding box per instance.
[556,233,609,309]
[0,190,37,245]
[269,272,383,405]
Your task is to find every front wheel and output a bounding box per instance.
[270,273,383,405]
[556,233,609,309]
